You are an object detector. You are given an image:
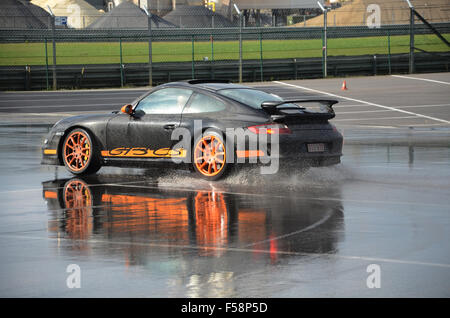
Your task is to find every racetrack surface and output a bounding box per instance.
[0,73,449,297]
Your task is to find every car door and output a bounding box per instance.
[106,87,193,158]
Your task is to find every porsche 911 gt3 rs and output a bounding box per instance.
[42,80,343,180]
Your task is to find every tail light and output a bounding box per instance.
[248,123,292,135]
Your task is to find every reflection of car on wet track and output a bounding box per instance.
[41,80,343,180]
[42,175,344,262]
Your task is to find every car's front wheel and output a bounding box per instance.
[192,132,228,181]
[62,128,101,175]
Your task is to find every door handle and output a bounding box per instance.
[163,124,176,130]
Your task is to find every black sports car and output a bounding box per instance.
[42,80,343,180]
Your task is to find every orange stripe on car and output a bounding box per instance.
[236,150,264,158]
[43,149,57,155]
[44,191,57,199]
[101,148,186,158]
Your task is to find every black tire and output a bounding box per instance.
[62,128,101,175]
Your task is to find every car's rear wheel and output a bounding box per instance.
[62,128,101,175]
[192,132,228,180]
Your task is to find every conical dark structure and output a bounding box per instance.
[88,1,176,29]
[163,5,235,28]
[84,0,105,10]
[0,0,51,29]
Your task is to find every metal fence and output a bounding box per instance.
[1,22,449,90]
[4,51,449,91]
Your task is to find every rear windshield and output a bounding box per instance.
[218,88,284,109]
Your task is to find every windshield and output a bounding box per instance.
[218,88,284,109]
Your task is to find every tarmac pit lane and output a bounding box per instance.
[0,125,449,297]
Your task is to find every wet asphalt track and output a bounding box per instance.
[0,74,449,297]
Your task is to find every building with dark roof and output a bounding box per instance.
[0,0,51,29]
[163,5,235,28]
[84,0,106,10]
[88,1,176,28]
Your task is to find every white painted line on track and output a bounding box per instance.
[0,112,78,117]
[1,233,450,269]
[335,103,450,109]
[333,104,371,108]
[2,176,449,210]
[242,210,335,247]
[1,87,148,94]
[396,104,450,109]
[109,183,450,208]
[9,180,444,211]
[392,75,450,85]
[0,97,132,103]
[342,125,397,128]
[0,103,119,109]
[0,180,149,195]
[397,123,450,127]
[334,116,418,122]
[336,110,393,114]
[0,91,144,97]
[273,81,450,125]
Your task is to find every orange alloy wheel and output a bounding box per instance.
[194,135,226,178]
[63,179,93,239]
[64,179,93,211]
[63,130,92,172]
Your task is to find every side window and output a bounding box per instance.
[184,93,226,114]
[136,88,193,114]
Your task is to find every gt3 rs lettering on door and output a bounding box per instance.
[105,88,193,159]
[101,147,186,158]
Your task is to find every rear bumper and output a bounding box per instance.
[279,129,343,157]
[236,128,343,165]
[292,155,341,167]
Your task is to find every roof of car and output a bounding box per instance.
[164,80,250,92]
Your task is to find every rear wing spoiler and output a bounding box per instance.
[261,99,339,120]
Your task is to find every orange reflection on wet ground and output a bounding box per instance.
[238,210,267,244]
[194,192,228,256]
[63,179,93,241]
[43,176,344,267]
[101,194,189,241]
[45,178,243,257]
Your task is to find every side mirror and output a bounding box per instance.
[121,104,133,115]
